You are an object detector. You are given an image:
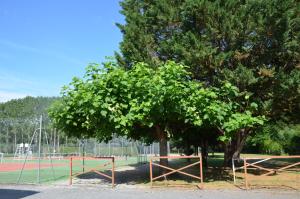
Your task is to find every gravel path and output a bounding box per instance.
[0,185,299,199]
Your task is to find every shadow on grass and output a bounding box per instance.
[0,188,39,199]
[73,162,150,185]
[204,167,234,182]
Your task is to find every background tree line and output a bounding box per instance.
[0,96,63,154]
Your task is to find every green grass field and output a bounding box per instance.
[0,156,141,184]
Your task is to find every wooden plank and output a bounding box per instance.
[151,156,201,160]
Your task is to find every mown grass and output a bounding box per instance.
[0,156,141,184]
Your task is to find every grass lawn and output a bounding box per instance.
[0,156,141,184]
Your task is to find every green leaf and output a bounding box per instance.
[90,109,96,114]
[100,110,107,117]
[250,102,258,109]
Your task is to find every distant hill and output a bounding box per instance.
[0,96,60,153]
[0,96,59,120]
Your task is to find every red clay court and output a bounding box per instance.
[0,162,67,172]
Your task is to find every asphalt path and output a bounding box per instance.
[0,185,299,199]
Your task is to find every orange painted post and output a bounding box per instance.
[69,157,73,185]
[82,156,85,173]
[150,159,153,187]
[69,156,116,187]
[200,155,203,189]
[243,158,248,190]
[112,157,115,188]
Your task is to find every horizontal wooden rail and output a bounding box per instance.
[151,156,201,159]
[70,156,115,160]
[243,155,300,160]
[232,155,300,190]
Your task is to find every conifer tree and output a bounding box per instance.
[116,0,300,165]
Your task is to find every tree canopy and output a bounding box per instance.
[116,0,300,121]
[49,61,264,164]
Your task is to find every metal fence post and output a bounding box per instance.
[232,158,236,184]
[69,157,72,185]
[200,155,203,188]
[112,157,115,188]
[37,115,42,184]
[150,159,153,187]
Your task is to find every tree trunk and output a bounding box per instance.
[223,129,250,167]
[156,125,168,173]
[201,139,208,168]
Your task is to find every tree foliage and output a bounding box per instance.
[246,123,300,155]
[49,61,264,152]
[117,0,299,120]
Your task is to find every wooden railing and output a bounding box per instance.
[233,155,300,189]
[69,156,115,187]
[150,155,203,188]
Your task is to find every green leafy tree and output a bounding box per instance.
[246,123,300,155]
[49,61,264,167]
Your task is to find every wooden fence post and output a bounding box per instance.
[243,158,248,190]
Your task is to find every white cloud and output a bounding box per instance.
[0,72,59,98]
[0,90,28,103]
[0,39,83,99]
[0,39,85,65]
[0,72,40,93]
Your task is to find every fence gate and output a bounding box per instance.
[233,155,300,190]
[150,155,203,188]
[69,156,115,187]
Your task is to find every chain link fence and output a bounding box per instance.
[0,117,162,185]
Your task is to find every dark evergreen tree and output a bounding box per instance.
[116,0,300,165]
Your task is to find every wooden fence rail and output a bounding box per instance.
[232,155,300,189]
[69,156,115,187]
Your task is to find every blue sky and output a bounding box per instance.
[0,0,124,102]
